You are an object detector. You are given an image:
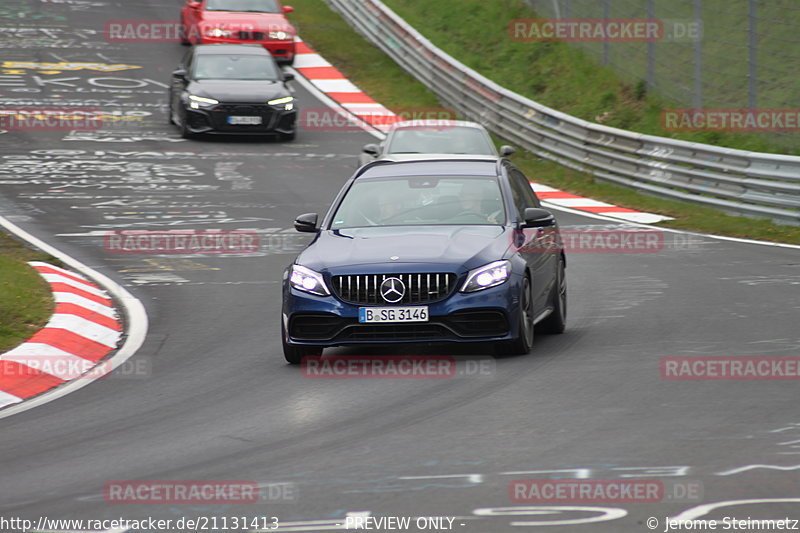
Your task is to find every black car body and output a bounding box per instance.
[281,157,567,364]
[169,43,297,139]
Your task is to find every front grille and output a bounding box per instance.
[237,31,265,40]
[210,104,276,131]
[333,273,457,305]
[336,324,454,341]
[215,104,266,114]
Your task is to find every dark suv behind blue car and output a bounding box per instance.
[281,157,566,364]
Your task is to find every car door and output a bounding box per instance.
[506,164,557,314]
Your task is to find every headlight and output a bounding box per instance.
[188,94,219,109]
[204,27,233,38]
[461,260,511,293]
[268,96,294,111]
[268,30,289,40]
[289,264,330,296]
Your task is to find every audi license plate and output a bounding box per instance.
[359,306,428,323]
[227,116,262,125]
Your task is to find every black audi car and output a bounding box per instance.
[168,43,297,139]
[281,157,567,364]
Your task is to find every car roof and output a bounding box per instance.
[194,44,271,56]
[388,119,488,131]
[356,158,502,179]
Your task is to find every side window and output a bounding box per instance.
[507,167,540,219]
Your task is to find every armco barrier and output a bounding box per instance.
[324,0,800,225]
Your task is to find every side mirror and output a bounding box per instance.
[294,212,319,233]
[283,71,295,82]
[172,68,187,80]
[282,5,295,13]
[362,143,380,156]
[522,207,555,228]
[500,145,516,157]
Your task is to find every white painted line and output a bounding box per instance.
[293,54,332,68]
[0,390,22,408]
[30,261,89,280]
[530,183,560,192]
[541,201,800,249]
[545,198,616,208]
[310,78,361,93]
[0,217,148,420]
[53,292,117,318]
[46,314,120,347]
[3,342,79,358]
[597,211,674,224]
[341,103,395,114]
[39,272,109,297]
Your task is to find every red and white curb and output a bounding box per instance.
[531,183,673,224]
[0,261,121,409]
[291,38,672,224]
[292,37,398,132]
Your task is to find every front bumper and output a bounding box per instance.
[282,277,523,347]
[183,103,296,135]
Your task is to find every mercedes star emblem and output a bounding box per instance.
[380,277,406,303]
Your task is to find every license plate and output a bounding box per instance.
[227,115,262,125]
[359,306,429,323]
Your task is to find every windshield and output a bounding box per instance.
[205,0,280,13]
[193,54,279,80]
[386,126,496,155]
[331,176,506,229]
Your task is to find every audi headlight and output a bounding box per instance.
[268,96,294,111]
[461,260,511,293]
[268,30,289,40]
[188,94,219,109]
[204,27,233,38]
[289,264,330,296]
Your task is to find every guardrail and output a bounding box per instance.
[323,0,800,225]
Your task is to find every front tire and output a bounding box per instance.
[500,275,534,356]
[282,323,322,364]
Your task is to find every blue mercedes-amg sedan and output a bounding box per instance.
[280,157,566,364]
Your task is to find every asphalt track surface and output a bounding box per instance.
[1,1,799,532]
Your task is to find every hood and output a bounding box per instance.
[298,225,511,274]
[200,12,294,33]
[187,80,288,103]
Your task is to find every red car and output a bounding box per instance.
[181,0,296,64]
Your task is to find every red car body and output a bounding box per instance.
[181,0,296,64]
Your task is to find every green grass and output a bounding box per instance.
[286,0,800,244]
[382,0,799,155]
[0,232,57,352]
